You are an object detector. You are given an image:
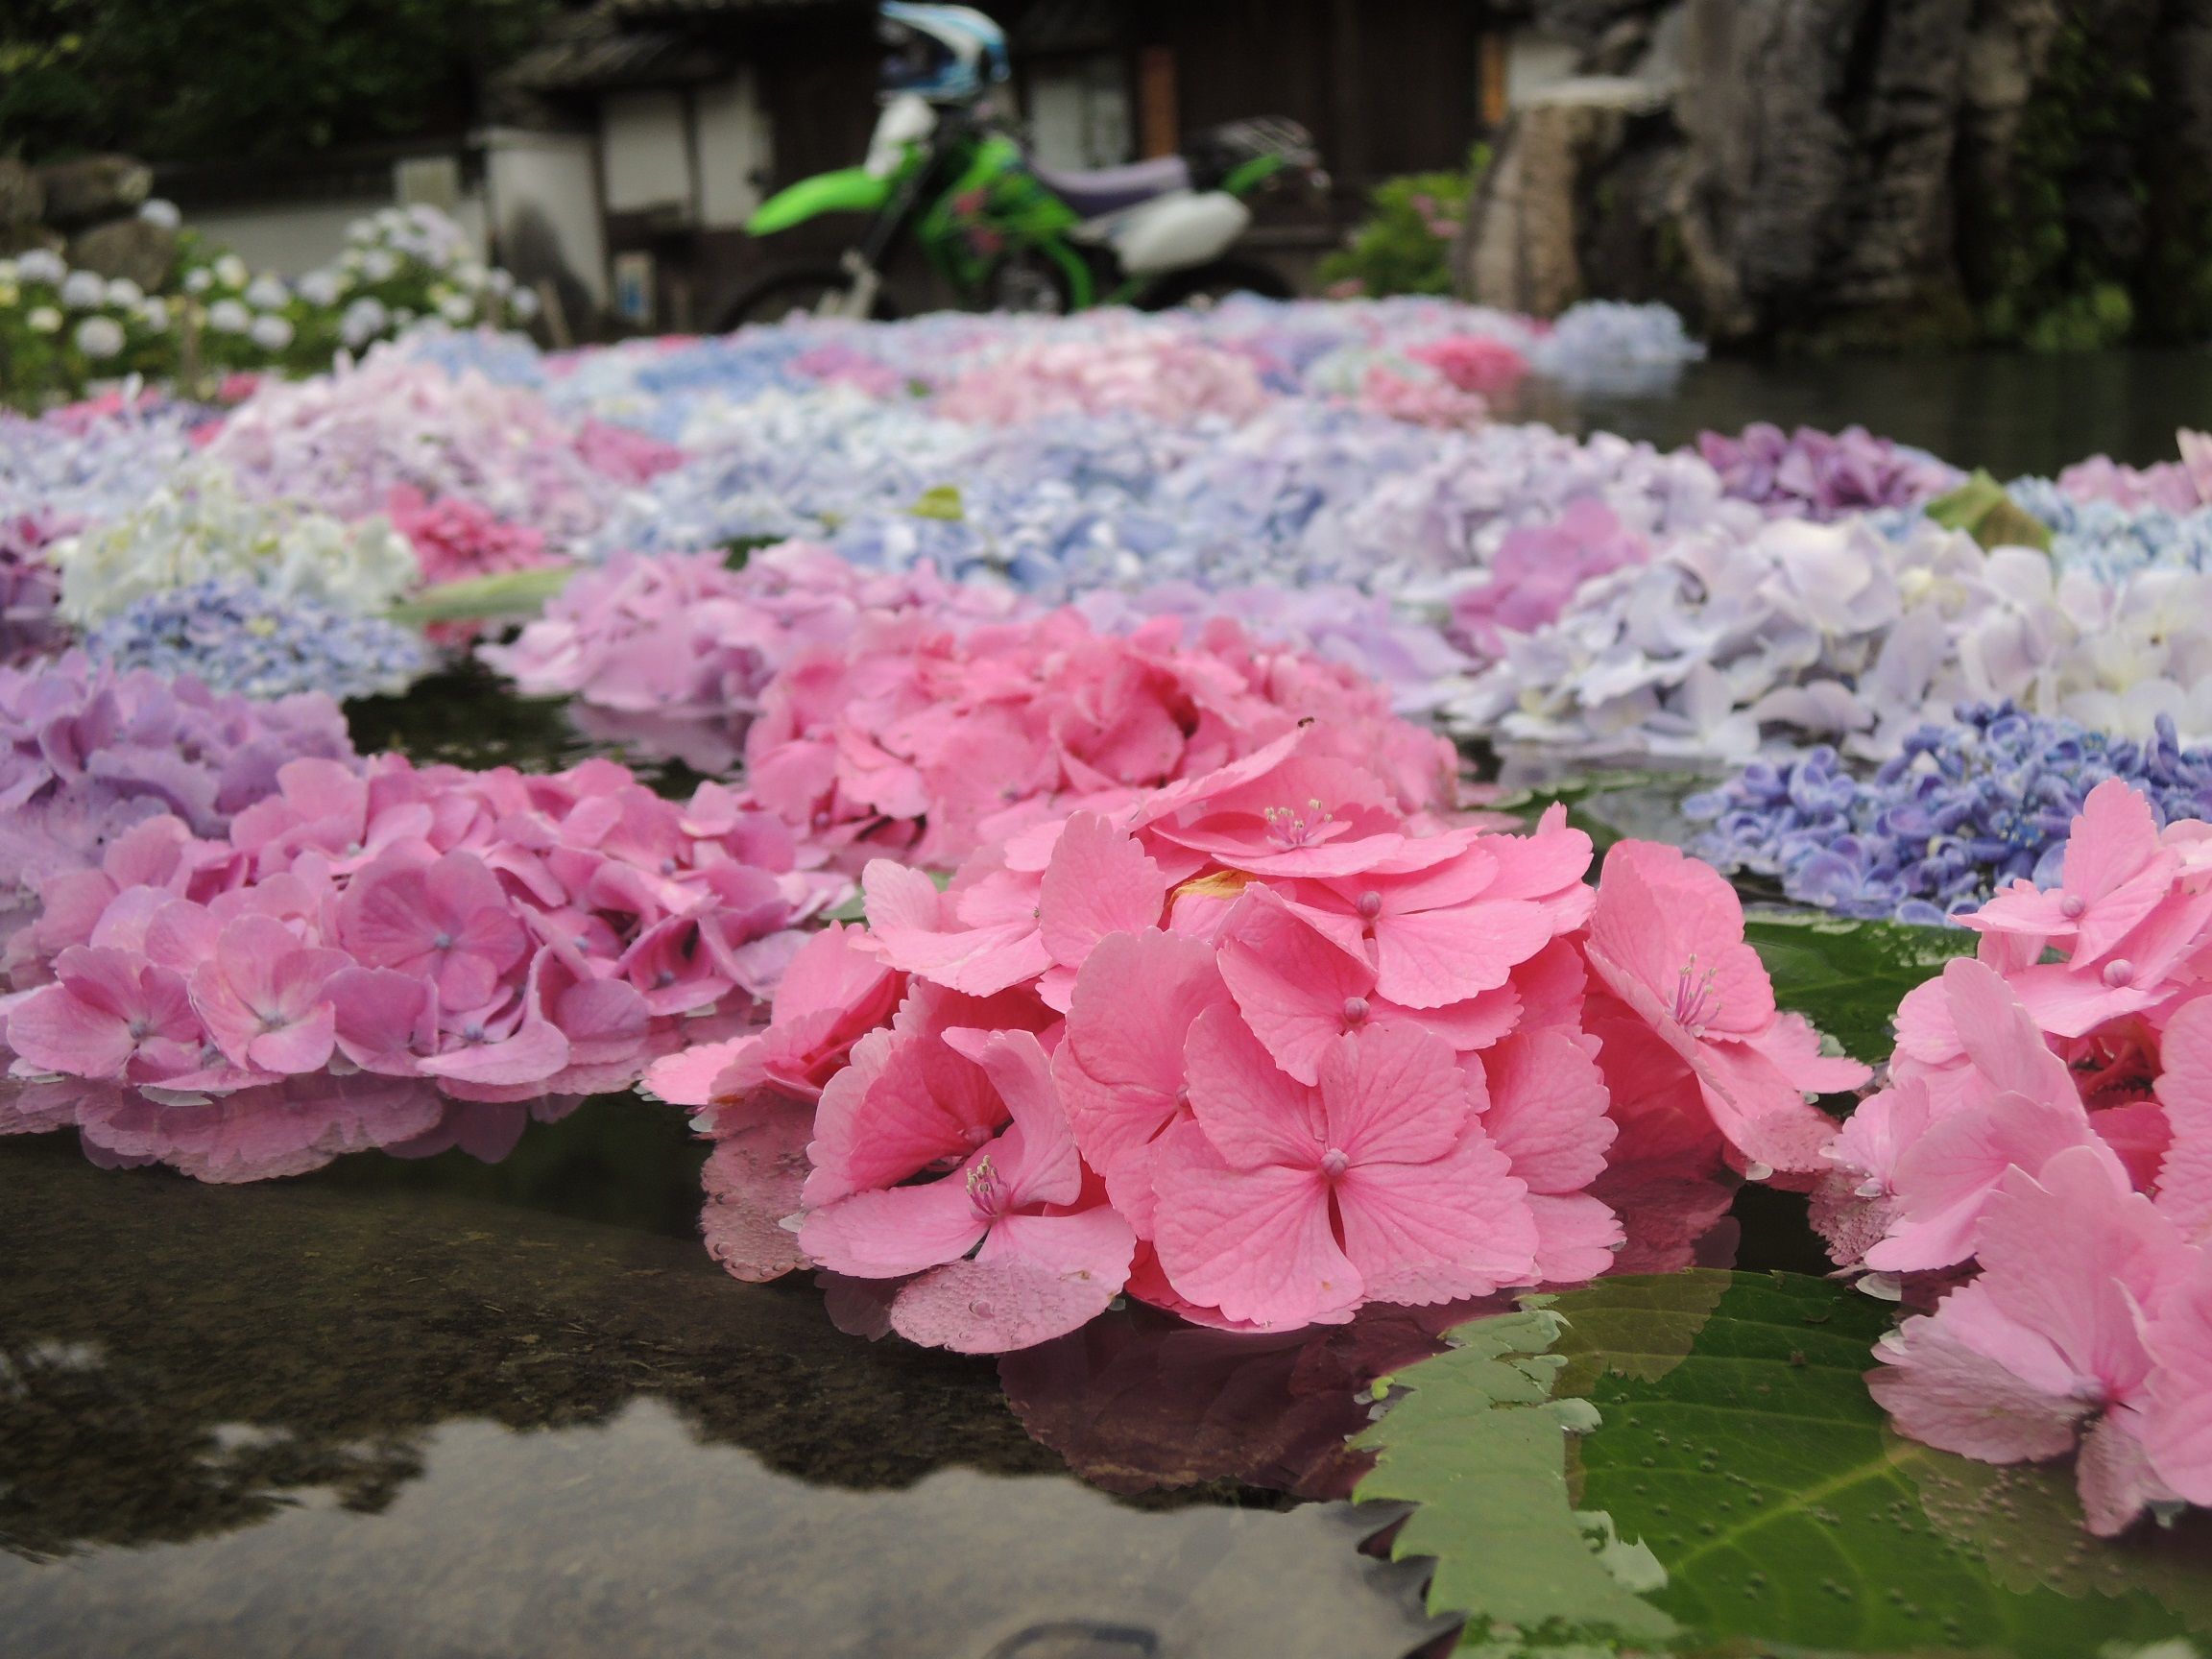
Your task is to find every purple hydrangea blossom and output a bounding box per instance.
[1,511,71,666]
[1684,702,2212,924]
[1697,423,1963,521]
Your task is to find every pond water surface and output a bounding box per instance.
[4,352,2207,1659]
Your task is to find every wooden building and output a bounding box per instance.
[500,0,1540,329]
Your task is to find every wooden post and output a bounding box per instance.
[1138,45,1179,158]
[1479,32,1509,131]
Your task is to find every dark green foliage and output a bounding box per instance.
[1317,147,1490,300]
[0,0,556,164]
[1975,23,2154,351]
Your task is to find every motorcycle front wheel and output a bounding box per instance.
[717,267,902,330]
[1135,258,1294,312]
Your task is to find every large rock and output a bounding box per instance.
[0,223,65,259]
[0,158,42,227]
[36,154,153,227]
[67,216,179,290]
[1462,90,1644,315]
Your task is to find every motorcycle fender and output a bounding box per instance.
[1109,191,1252,276]
[747,168,893,236]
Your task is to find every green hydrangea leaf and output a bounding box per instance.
[1356,1271,2212,1655]
[387,565,576,626]
[1743,909,1974,1066]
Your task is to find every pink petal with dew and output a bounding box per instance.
[1150,1118,1358,1331]
[1317,1023,1472,1168]
[2077,1410,2176,1537]
[1181,1002,1325,1170]
[700,1097,816,1283]
[1058,930,1232,1173]
[1333,1127,1536,1304]
[1371,898,1548,1013]
[805,1032,1002,1204]
[1869,1296,2092,1466]
[1036,812,1166,970]
[418,1015,570,1087]
[2154,997,2212,1240]
[645,1036,759,1108]
[891,1215,1135,1354]
[800,1168,992,1278]
[1478,1028,1616,1194]
[6,982,133,1079]
[1524,1191,1624,1285]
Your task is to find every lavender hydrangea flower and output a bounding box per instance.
[83,578,430,702]
[0,650,359,924]
[1685,702,2212,924]
[1697,423,1963,520]
[1,511,71,665]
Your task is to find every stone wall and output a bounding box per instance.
[1460,0,2212,348]
[0,153,179,291]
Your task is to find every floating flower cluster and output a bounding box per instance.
[83,577,429,702]
[1688,705,2212,923]
[646,730,1862,1353]
[1,752,843,1118]
[932,330,1273,427]
[2054,430,2212,514]
[1696,422,1962,521]
[43,464,418,626]
[0,1070,584,1184]
[197,353,634,550]
[734,604,1466,872]
[1451,514,2212,773]
[0,652,357,922]
[1817,780,2212,1534]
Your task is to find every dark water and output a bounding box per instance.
[1527,347,2212,479]
[9,353,2203,1656]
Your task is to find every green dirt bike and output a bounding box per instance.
[721,94,1323,327]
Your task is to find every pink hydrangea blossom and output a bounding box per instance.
[383,487,558,589]
[2,752,842,1140]
[657,728,1843,1353]
[738,605,1461,872]
[1831,777,2212,1534]
[1449,500,1651,662]
[933,331,1271,426]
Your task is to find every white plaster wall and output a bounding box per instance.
[1027,59,1133,169]
[1505,33,1581,107]
[695,71,773,228]
[184,199,386,276]
[602,89,693,215]
[484,130,609,307]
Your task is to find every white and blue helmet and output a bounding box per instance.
[878,3,1009,103]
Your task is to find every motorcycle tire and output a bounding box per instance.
[717,267,902,330]
[1134,259,1295,312]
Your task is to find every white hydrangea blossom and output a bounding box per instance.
[46,464,420,625]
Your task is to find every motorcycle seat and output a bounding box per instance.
[1029,155,1191,218]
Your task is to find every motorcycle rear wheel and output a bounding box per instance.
[718,267,902,330]
[1135,258,1294,311]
